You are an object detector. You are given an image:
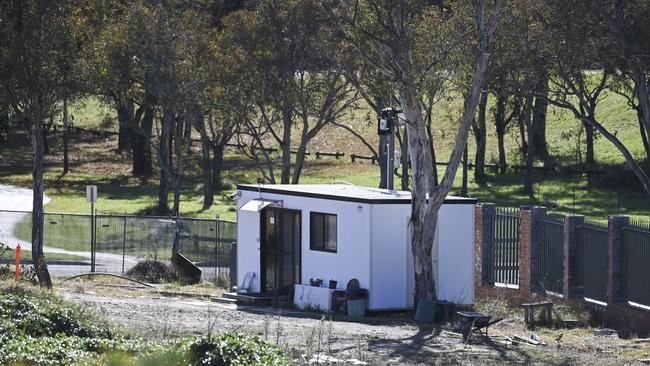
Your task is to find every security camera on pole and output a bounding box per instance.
[378,107,402,190]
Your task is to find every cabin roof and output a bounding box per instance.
[237,184,477,205]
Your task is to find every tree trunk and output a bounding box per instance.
[29,105,52,288]
[461,143,468,196]
[425,122,439,186]
[212,143,225,190]
[532,72,550,165]
[631,68,650,160]
[584,120,595,170]
[172,117,183,216]
[291,142,309,184]
[158,113,172,214]
[517,103,528,158]
[43,116,50,155]
[474,89,488,182]
[280,104,292,184]
[523,95,535,195]
[117,102,132,153]
[131,107,153,177]
[637,108,650,162]
[495,95,507,173]
[199,116,213,210]
[401,127,409,191]
[62,98,69,174]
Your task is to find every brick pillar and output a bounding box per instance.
[608,215,629,304]
[563,215,584,299]
[519,208,532,296]
[526,206,547,293]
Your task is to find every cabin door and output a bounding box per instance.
[261,208,301,294]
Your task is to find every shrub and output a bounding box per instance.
[187,333,288,366]
[0,284,289,365]
[126,259,177,284]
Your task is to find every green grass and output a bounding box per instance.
[22,249,87,262]
[0,90,649,225]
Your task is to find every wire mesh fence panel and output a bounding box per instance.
[574,221,608,302]
[492,207,520,285]
[536,215,564,294]
[0,210,236,281]
[177,218,236,286]
[621,221,650,307]
[124,216,176,263]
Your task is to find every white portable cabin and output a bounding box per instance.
[235,184,476,311]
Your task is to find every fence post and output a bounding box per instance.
[478,203,496,286]
[563,215,584,299]
[122,213,127,275]
[608,215,628,304]
[215,214,220,284]
[90,207,96,273]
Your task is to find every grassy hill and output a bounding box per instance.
[0,92,648,223]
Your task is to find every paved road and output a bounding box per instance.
[0,184,139,277]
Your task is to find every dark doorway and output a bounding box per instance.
[261,208,301,294]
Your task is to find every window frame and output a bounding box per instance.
[309,211,337,253]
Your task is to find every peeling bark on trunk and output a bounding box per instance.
[29,104,52,288]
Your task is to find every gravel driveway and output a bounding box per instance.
[59,287,644,365]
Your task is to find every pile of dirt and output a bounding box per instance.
[125,259,177,284]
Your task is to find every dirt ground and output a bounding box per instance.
[58,282,650,365]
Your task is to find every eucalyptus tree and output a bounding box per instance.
[222,0,359,184]
[325,0,502,311]
[92,2,155,177]
[611,0,650,163]
[0,0,88,287]
[540,0,650,196]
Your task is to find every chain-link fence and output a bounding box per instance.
[0,210,236,284]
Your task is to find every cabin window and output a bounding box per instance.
[310,212,337,253]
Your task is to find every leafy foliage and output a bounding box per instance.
[187,333,288,366]
[0,284,287,365]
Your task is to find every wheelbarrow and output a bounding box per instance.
[457,311,504,341]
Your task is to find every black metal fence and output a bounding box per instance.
[621,221,650,306]
[490,207,520,285]
[535,214,564,294]
[574,220,608,302]
[0,210,236,285]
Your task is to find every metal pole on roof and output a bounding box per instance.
[387,133,395,190]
